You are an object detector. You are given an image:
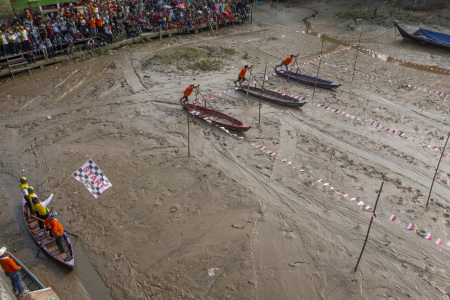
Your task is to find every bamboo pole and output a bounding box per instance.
[246,72,251,99]
[426,132,450,207]
[259,65,267,125]
[354,181,384,272]
[351,25,364,82]
[312,34,325,101]
[187,97,190,158]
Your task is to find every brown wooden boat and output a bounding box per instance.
[181,99,251,132]
[238,85,307,107]
[22,197,75,269]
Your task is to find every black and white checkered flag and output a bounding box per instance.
[72,159,112,198]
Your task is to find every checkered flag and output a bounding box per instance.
[72,159,112,198]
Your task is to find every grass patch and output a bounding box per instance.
[147,46,228,71]
[268,36,279,40]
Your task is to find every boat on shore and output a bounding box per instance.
[180,99,251,132]
[8,253,61,299]
[273,68,341,89]
[22,197,75,269]
[238,85,307,107]
[394,21,450,49]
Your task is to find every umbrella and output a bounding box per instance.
[197,10,202,13]
[221,11,230,17]
[162,5,171,9]
[176,4,185,8]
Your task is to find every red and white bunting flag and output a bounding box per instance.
[357,201,365,206]
[389,215,397,221]
[288,161,293,166]
[282,159,287,163]
[435,238,443,245]
[365,206,372,211]
[318,179,324,183]
[323,183,330,186]
[406,223,415,230]
[425,233,433,240]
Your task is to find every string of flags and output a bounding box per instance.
[194,85,447,157]
[184,98,448,250]
[323,62,449,99]
[360,47,450,75]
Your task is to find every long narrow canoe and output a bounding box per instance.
[181,99,251,132]
[274,68,341,89]
[9,253,61,298]
[394,21,450,49]
[238,85,307,107]
[8,252,45,292]
[22,197,75,269]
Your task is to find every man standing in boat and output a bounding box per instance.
[276,54,299,71]
[44,211,66,253]
[0,247,29,297]
[234,65,252,86]
[32,191,55,229]
[180,84,199,102]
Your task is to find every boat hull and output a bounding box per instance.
[274,69,341,89]
[181,99,251,132]
[394,21,450,50]
[22,197,75,269]
[238,85,307,107]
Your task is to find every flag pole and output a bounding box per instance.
[312,34,325,101]
[426,132,449,207]
[354,180,384,272]
[352,25,363,82]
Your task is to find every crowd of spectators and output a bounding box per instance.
[0,0,250,64]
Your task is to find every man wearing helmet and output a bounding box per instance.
[180,84,199,102]
[44,211,65,253]
[276,54,299,71]
[234,65,252,86]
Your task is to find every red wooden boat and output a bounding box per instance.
[22,197,75,269]
[181,99,251,132]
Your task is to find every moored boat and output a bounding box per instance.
[22,197,75,269]
[181,99,251,132]
[273,68,341,89]
[394,21,450,49]
[238,85,307,107]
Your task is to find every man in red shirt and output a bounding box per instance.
[44,212,66,253]
[0,247,29,297]
[180,84,199,102]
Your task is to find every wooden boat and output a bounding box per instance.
[22,197,75,269]
[8,253,61,299]
[181,99,251,132]
[8,252,45,292]
[273,68,341,89]
[238,85,307,107]
[394,21,450,49]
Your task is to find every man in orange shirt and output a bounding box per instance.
[180,84,199,102]
[0,247,29,297]
[44,211,65,253]
[276,54,298,71]
[234,65,252,86]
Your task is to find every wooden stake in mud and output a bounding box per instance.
[159,25,162,40]
[246,72,252,100]
[354,180,384,272]
[187,97,191,158]
[259,65,267,125]
[295,58,300,73]
[426,132,450,207]
[250,5,253,24]
[351,25,364,82]
[312,34,325,101]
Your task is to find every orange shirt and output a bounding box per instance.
[90,19,96,28]
[0,256,21,273]
[238,66,251,78]
[96,18,103,27]
[184,86,195,97]
[283,56,293,65]
[44,218,64,237]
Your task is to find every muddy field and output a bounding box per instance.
[0,2,449,299]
